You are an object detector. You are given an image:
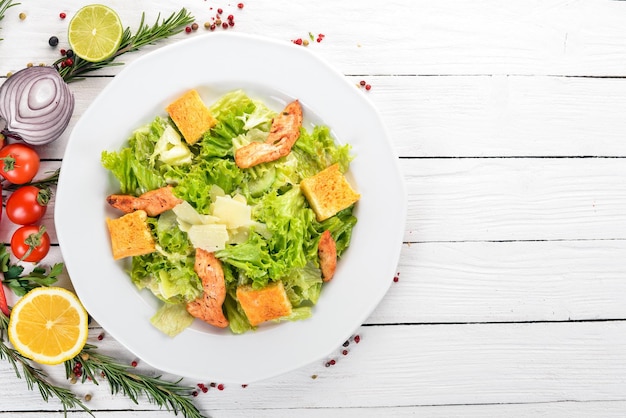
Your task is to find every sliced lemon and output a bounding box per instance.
[68,4,123,62]
[8,287,88,365]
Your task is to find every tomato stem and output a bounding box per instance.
[20,225,46,262]
[0,154,16,172]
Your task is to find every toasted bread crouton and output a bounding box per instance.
[105,210,156,260]
[166,89,217,145]
[300,163,360,221]
[236,281,292,326]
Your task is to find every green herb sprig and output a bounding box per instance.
[57,8,195,82]
[0,312,93,416]
[67,346,207,418]
[3,168,60,191]
[0,300,205,417]
[0,0,18,41]
[0,244,62,296]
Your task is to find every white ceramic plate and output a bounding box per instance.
[55,32,406,383]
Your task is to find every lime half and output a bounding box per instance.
[68,4,123,62]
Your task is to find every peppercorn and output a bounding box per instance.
[65,49,74,58]
[59,12,66,19]
[191,22,199,31]
[48,36,59,47]
[18,12,26,20]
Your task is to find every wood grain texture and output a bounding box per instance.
[0,0,624,417]
[2,1,626,76]
[3,322,626,414]
[403,158,626,242]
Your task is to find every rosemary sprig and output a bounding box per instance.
[57,8,195,82]
[67,345,206,418]
[3,167,60,191]
[0,0,18,40]
[0,312,93,416]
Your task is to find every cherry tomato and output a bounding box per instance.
[11,225,50,262]
[5,185,50,225]
[0,143,40,184]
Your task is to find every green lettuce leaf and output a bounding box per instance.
[150,303,195,337]
[101,117,169,195]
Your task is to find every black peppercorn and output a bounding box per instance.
[48,36,59,47]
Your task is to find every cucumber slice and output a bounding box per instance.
[247,165,276,197]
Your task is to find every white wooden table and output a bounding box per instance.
[2,0,626,416]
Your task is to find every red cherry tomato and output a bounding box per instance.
[10,225,50,262]
[6,185,49,225]
[0,144,40,184]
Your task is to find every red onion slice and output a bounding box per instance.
[0,66,74,145]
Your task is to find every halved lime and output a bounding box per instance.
[68,4,123,62]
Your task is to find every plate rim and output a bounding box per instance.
[55,32,407,383]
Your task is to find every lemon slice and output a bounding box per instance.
[8,287,89,365]
[68,4,123,62]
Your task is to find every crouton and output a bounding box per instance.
[300,163,360,221]
[105,210,156,260]
[166,89,217,145]
[236,281,292,326]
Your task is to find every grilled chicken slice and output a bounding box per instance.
[235,100,303,169]
[318,230,337,282]
[186,248,229,328]
[106,186,182,217]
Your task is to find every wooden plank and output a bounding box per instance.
[2,322,626,412]
[15,241,626,327]
[35,157,626,247]
[370,240,626,323]
[4,401,626,417]
[373,75,626,158]
[403,157,626,242]
[30,74,626,160]
[2,0,626,77]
